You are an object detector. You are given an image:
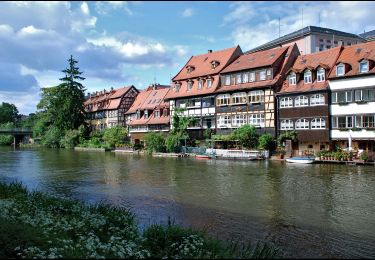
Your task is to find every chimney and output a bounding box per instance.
[208,50,212,53]
[111,87,114,91]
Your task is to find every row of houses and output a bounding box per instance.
[84,32,375,154]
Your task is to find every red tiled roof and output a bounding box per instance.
[165,75,220,100]
[221,46,290,73]
[142,87,171,110]
[173,46,242,81]
[279,81,328,94]
[146,115,170,125]
[329,41,375,79]
[125,90,151,114]
[128,117,149,126]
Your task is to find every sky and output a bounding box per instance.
[0,1,375,115]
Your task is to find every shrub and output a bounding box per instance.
[360,152,368,161]
[165,134,182,153]
[0,122,14,145]
[103,126,127,148]
[60,129,80,149]
[232,124,259,149]
[258,133,275,150]
[145,132,166,154]
[41,126,64,148]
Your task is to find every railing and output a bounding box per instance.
[0,128,33,134]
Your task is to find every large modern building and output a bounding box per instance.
[84,86,139,131]
[328,41,375,155]
[164,46,243,139]
[247,26,365,55]
[125,84,171,143]
[215,44,299,136]
[277,46,342,154]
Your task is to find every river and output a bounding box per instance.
[0,146,374,258]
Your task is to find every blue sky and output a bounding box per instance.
[0,1,374,114]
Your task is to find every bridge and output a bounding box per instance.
[0,128,33,147]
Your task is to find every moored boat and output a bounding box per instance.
[286,156,315,164]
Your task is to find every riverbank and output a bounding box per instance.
[0,181,278,259]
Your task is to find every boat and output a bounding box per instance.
[195,154,212,159]
[286,156,315,164]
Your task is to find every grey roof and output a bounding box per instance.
[359,29,375,40]
[246,26,364,54]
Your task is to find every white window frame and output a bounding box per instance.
[336,64,345,76]
[232,114,246,127]
[311,118,326,129]
[281,120,293,130]
[249,72,255,82]
[280,97,293,108]
[289,72,296,85]
[359,60,369,73]
[216,94,231,106]
[243,72,249,83]
[295,118,309,129]
[259,69,266,80]
[232,92,247,105]
[310,94,325,106]
[175,83,181,92]
[294,95,309,107]
[217,115,231,128]
[224,75,231,86]
[207,78,212,88]
[248,113,265,127]
[248,90,264,103]
[304,70,312,84]
[236,74,242,84]
[317,68,325,82]
[198,80,203,89]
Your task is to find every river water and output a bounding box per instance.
[0,146,374,258]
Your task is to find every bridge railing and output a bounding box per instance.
[0,128,33,134]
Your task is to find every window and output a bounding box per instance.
[362,115,375,128]
[202,96,215,107]
[326,39,331,43]
[319,44,324,51]
[311,118,326,129]
[332,90,352,103]
[187,81,193,91]
[207,78,212,88]
[355,89,375,101]
[187,98,201,108]
[136,109,141,119]
[317,68,325,82]
[225,75,231,86]
[281,120,293,130]
[249,90,264,103]
[154,110,160,118]
[211,61,219,69]
[259,70,266,80]
[249,72,255,82]
[310,94,325,105]
[336,64,345,76]
[289,72,296,85]
[232,92,247,104]
[304,70,312,83]
[187,66,194,73]
[243,72,249,83]
[267,69,271,76]
[232,114,246,127]
[326,45,331,49]
[216,94,231,106]
[198,80,203,90]
[163,109,168,116]
[334,116,353,128]
[280,97,293,108]
[295,96,308,107]
[144,110,148,119]
[295,119,309,129]
[347,42,352,46]
[359,60,369,73]
[248,113,265,127]
[236,74,242,84]
[175,83,181,92]
[217,115,231,127]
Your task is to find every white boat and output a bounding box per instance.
[286,156,315,164]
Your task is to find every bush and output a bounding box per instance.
[60,129,80,149]
[165,134,182,153]
[0,122,14,145]
[232,124,259,149]
[258,133,275,151]
[145,132,166,154]
[103,126,127,148]
[41,126,64,148]
[360,152,368,161]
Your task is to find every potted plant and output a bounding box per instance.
[360,152,368,162]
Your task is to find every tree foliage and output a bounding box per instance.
[277,130,298,146]
[102,126,127,148]
[0,122,15,145]
[0,102,19,124]
[258,133,275,150]
[232,124,259,149]
[145,132,166,154]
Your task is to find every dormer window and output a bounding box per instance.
[211,60,220,69]
[317,68,325,82]
[144,110,148,119]
[175,82,181,92]
[136,109,141,119]
[236,74,242,84]
[187,81,193,91]
[154,110,160,118]
[336,64,345,76]
[207,78,212,88]
[198,79,203,89]
[186,65,195,74]
[259,69,266,80]
[224,75,231,86]
[304,70,312,84]
[289,72,296,85]
[359,60,369,73]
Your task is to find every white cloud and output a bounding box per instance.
[81,2,90,15]
[95,1,134,16]
[182,8,194,18]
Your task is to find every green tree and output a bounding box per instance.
[102,126,127,148]
[37,55,86,131]
[42,126,63,148]
[232,124,259,149]
[258,133,275,150]
[0,102,19,124]
[145,132,166,154]
[0,122,15,145]
[277,130,297,147]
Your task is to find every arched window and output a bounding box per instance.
[280,97,293,108]
[304,70,312,83]
[280,120,293,130]
[289,72,296,85]
[216,94,231,106]
[310,94,325,105]
[311,118,326,129]
[295,96,308,107]
[317,68,325,82]
[295,119,309,129]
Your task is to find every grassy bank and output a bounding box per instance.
[0,182,278,259]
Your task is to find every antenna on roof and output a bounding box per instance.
[278,17,281,38]
[318,12,321,27]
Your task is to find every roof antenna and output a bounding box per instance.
[278,17,281,38]
[318,12,321,27]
